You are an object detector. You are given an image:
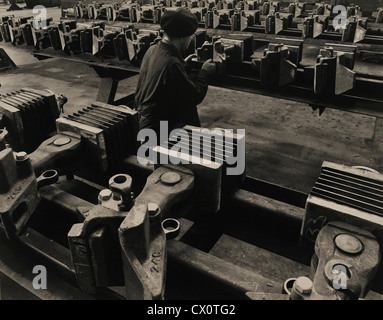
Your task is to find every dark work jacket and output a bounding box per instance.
[134,41,209,134]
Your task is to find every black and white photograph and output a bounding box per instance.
[0,0,382,308]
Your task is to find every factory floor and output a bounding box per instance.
[2,4,383,194]
[1,3,383,301]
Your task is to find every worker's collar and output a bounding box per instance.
[160,40,184,60]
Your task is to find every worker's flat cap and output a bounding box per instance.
[160,8,198,37]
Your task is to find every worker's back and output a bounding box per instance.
[135,41,207,134]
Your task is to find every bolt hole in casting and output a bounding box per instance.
[37,170,59,188]
[42,170,58,179]
[283,278,297,295]
[282,276,315,300]
[108,174,132,204]
[332,264,351,280]
[161,218,180,240]
[114,175,127,184]
[325,260,352,284]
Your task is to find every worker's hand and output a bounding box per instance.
[201,59,217,76]
[184,53,197,64]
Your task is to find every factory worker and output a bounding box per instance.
[134,7,219,136]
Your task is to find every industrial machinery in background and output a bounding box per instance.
[1,0,382,116]
[58,0,383,45]
[1,0,383,301]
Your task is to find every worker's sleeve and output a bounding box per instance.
[163,62,209,106]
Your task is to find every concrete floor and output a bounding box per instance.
[1,4,383,196]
